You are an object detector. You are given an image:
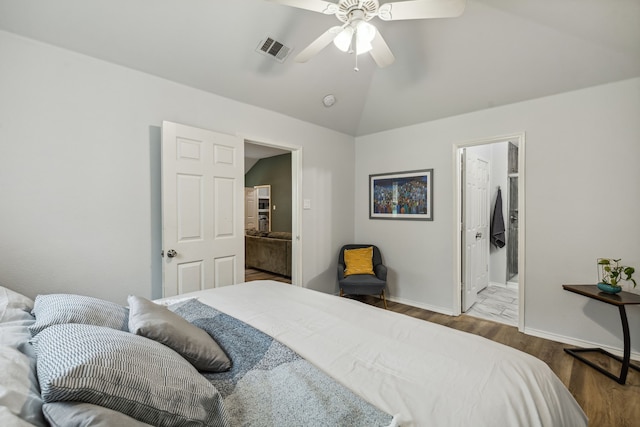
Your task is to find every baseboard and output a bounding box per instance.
[386,295,454,316]
[524,326,640,362]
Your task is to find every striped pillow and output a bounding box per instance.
[43,402,154,427]
[29,294,128,337]
[33,324,230,427]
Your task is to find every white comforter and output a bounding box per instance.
[160,281,587,427]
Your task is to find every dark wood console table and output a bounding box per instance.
[562,284,640,384]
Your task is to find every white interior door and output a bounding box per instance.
[161,121,244,297]
[462,150,490,311]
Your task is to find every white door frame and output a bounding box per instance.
[241,137,303,287]
[452,132,526,331]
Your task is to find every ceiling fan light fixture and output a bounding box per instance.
[355,38,372,55]
[333,26,354,52]
[356,21,376,43]
[354,21,375,55]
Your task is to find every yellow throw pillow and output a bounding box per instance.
[344,247,374,276]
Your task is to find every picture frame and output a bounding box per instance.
[369,169,433,221]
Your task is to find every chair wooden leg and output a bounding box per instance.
[381,290,388,309]
[340,288,344,297]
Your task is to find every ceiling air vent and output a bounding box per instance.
[256,37,292,63]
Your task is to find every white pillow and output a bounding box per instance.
[0,286,34,324]
[0,347,45,426]
[0,286,45,427]
[0,406,41,427]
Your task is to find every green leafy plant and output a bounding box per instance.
[597,258,636,288]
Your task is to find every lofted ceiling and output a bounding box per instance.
[1,0,639,136]
[245,141,289,170]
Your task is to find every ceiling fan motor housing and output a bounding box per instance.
[336,0,379,22]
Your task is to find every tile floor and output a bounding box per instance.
[465,284,519,326]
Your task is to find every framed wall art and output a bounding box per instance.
[369,169,433,221]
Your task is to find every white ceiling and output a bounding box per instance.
[245,141,289,171]
[1,0,638,136]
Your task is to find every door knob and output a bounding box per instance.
[476,232,482,239]
[166,249,178,258]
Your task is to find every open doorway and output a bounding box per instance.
[243,140,302,286]
[454,133,525,330]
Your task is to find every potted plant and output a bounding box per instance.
[597,258,636,294]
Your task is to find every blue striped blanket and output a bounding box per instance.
[172,299,395,427]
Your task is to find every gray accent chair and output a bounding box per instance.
[337,244,388,309]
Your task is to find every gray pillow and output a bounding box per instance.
[29,294,128,337]
[33,323,230,427]
[43,402,153,427]
[127,295,231,372]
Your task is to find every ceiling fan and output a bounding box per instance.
[266,0,466,69]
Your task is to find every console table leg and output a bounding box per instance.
[619,305,631,384]
[562,284,640,385]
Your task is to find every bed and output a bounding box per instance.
[1,280,587,426]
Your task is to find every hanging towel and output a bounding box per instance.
[490,188,506,248]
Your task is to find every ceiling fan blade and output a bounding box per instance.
[378,0,466,21]
[265,0,338,14]
[369,30,395,68]
[295,26,343,63]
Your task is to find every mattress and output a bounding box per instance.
[158,280,588,427]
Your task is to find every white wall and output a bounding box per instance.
[0,31,355,304]
[355,77,640,353]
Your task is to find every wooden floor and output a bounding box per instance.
[244,272,640,426]
[244,268,292,284]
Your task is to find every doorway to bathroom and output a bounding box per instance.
[454,133,525,330]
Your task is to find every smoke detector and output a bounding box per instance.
[322,94,337,108]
